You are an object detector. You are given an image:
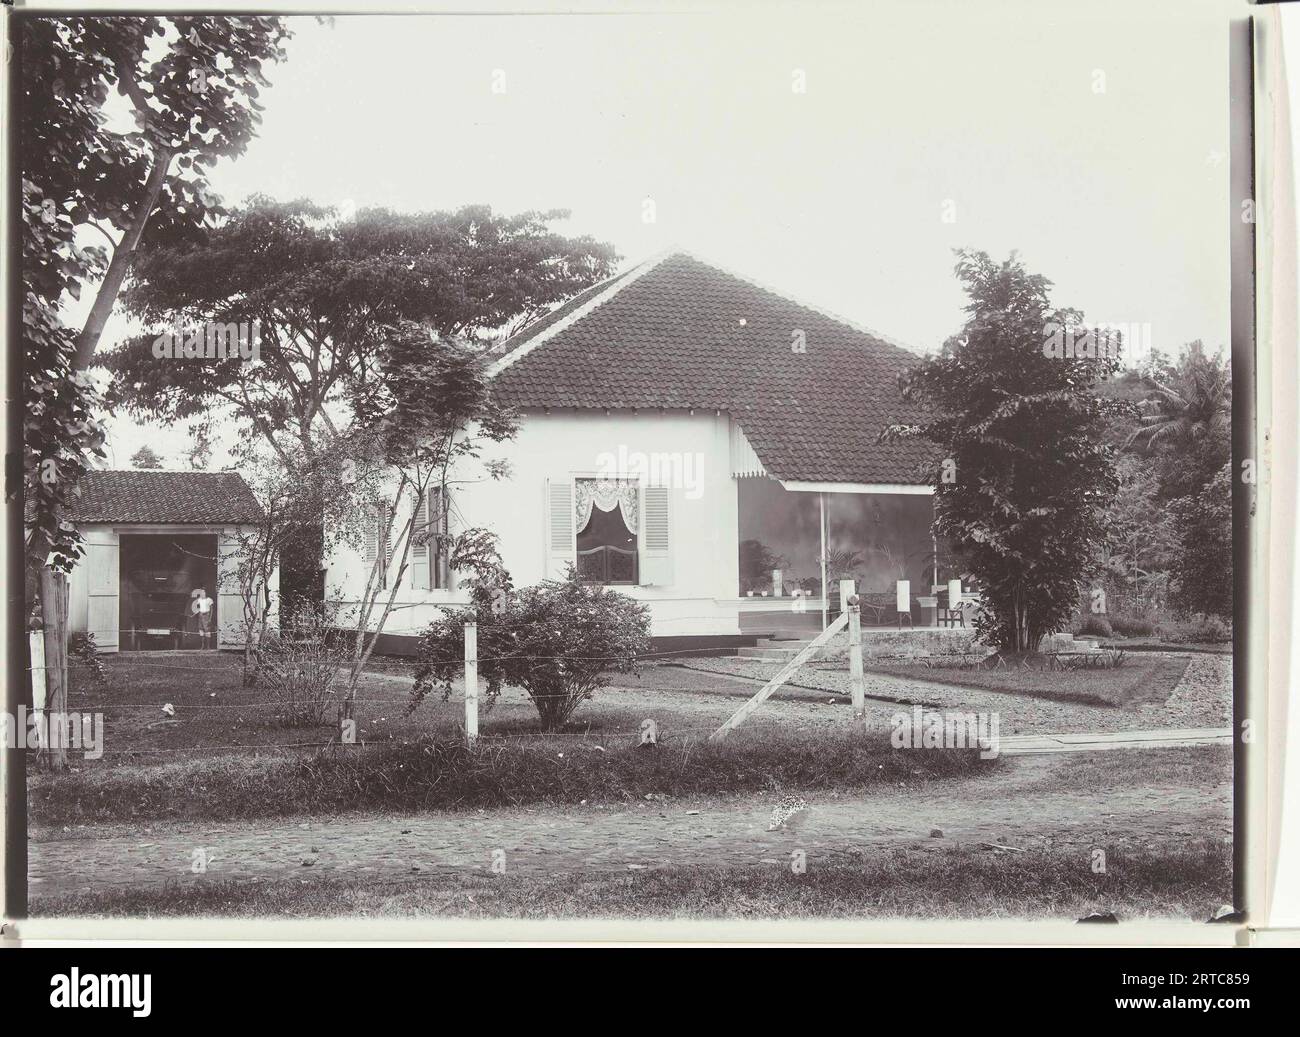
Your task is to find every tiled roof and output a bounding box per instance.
[490,251,936,485]
[486,267,637,362]
[67,470,265,524]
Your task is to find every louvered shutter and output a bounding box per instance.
[382,504,394,570]
[545,478,576,578]
[364,504,388,589]
[363,506,379,572]
[381,504,393,588]
[411,492,429,590]
[640,486,672,585]
[431,486,448,588]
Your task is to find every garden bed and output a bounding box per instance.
[859,653,1193,707]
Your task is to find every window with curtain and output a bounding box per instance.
[575,478,638,584]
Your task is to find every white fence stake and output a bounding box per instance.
[29,630,47,750]
[841,579,865,718]
[464,620,479,749]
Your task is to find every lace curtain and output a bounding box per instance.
[576,478,639,534]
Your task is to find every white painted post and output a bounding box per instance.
[29,630,46,750]
[464,620,479,749]
[841,579,865,718]
[818,492,828,630]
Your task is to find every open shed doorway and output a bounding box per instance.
[119,534,219,651]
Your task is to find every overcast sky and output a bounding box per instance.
[91,0,1242,467]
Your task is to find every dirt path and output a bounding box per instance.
[29,755,1230,898]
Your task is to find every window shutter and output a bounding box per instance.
[363,506,379,571]
[640,486,672,585]
[411,492,429,591]
[545,478,576,578]
[366,504,390,590]
[382,504,394,570]
[432,486,450,589]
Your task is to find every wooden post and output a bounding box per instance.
[841,579,865,718]
[818,492,828,630]
[711,610,849,740]
[464,620,478,749]
[29,630,46,752]
[39,569,69,772]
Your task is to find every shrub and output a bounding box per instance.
[1074,615,1113,639]
[412,567,652,731]
[257,605,347,726]
[1109,614,1157,637]
[1058,649,1127,670]
[69,631,110,687]
[1173,614,1232,645]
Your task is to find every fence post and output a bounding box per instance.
[464,620,478,749]
[841,579,865,718]
[39,569,69,772]
[29,629,46,753]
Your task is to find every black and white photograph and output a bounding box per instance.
[4,0,1293,967]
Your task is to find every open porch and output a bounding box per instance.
[732,475,967,637]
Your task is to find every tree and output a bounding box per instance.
[1097,455,1178,615]
[411,569,651,732]
[885,250,1124,655]
[217,452,331,685]
[18,15,290,787]
[104,197,618,469]
[1170,462,1233,618]
[185,428,214,470]
[21,15,291,567]
[1125,341,1231,503]
[338,321,520,710]
[104,198,615,610]
[129,445,164,469]
[1126,341,1230,452]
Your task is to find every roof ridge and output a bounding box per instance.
[89,469,237,476]
[486,249,678,377]
[667,248,922,357]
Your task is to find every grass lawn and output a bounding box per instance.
[62,651,844,766]
[33,840,1231,920]
[857,652,1192,707]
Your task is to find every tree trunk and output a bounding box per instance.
[39,569,70,772]
[72,147,175,371]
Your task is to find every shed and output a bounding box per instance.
[66,471,273,653]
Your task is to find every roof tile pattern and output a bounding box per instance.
[68,471,265,524]
[491,253,935,484]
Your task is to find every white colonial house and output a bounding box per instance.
[67,470,276,653]
[326,251,961,653]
